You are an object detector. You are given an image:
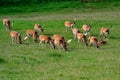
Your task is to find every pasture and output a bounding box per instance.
[0,5,120,80]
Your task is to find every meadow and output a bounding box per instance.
[0,1,120,80]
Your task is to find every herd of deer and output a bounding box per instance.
[2,18,110,51]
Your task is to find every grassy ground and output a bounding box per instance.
[0,1,120,80]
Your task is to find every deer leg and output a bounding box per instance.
[39,41,44,48]
[74,34,77,40]
[66,27,68,32]
[11,37,14,44]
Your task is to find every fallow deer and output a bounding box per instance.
[71,27,80,39]
[64,17,76,32]
[24,30,38,43]
[53,34,72,51]
[39,35,55,49]
[77,33,88,46]
[88,36,99,48]
[100,27,109,39]
[34,24,44,34]
[82,24,91,36]
[10,31,22,44]
[97,40,107,46]
[3,19,11,30]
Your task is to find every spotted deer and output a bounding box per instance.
[53,34,72,51]
[64,17,76,32]
[34,24,44,34]
[71,27,80,39]
[10,31,22,44]
[3,19,11,30]
[77,33,88,46]
[97,40,107,46]
[100,27,109,39]
[24,30,38,43]
[82,24,91,36]
[39,35,55,49]
[88,36,99,48]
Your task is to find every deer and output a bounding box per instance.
[71,27,80,40]
[64,17,76,32]
[34,24,44,34]
[10,31,22,44]
[39,35,55,49]
[97,40,107,46]
[77,33,88,46]
[3,19,11,30]
[24,29,38,43]
[71,27,88,46]
[82,24,91,36]
[100,27,110,39]
[53,34,72,51]
[88,36,99,48]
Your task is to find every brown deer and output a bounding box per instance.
[34,24,44,34]
[82,24,91,36]
[64,17,76,32]
[77,33,88,46]
[97,40,107,46]
[88,36,99,48]
[100,27,109,39]
[10,31,22,44]
[39,35,55,49]
[24,30,38,43]
[3,19,11,30]
[53,34,72,51]
[71,27,80,39]
[71,27,87,46]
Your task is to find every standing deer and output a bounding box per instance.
[88,36,99,48]
[53,34,72,51]
[34,24,44,34]
[71,27,88,46]
[100,27,109,39]
[71,27,80,39]
[3,19,11,30]
[82,24,91,36]
[39,35,55,49]
[10,31,22,44]
[64,17,76,32]
[24,30,38,43]
[77,33,88,46]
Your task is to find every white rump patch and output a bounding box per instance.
[24,36,28,40]
[67,39,72,44]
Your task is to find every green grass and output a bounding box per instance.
[0,1,120,80]
[0,1,120,14]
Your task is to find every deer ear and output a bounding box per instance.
[67,39,72,44]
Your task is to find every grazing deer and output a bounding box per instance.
[100,27,109,39]
[53,34,72,51]
[3,19,11,30]
[71,27,80,39]
[24,30,38,43]
[10,31,22,44]
[34,24,44,34]
[97,40,107,46]
[39,35,55,49]
[64,17,76,32]
[82,24,91,36]
[77,33,88,46]
[88,36,99,48]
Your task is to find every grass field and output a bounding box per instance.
[0,1,120,80]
